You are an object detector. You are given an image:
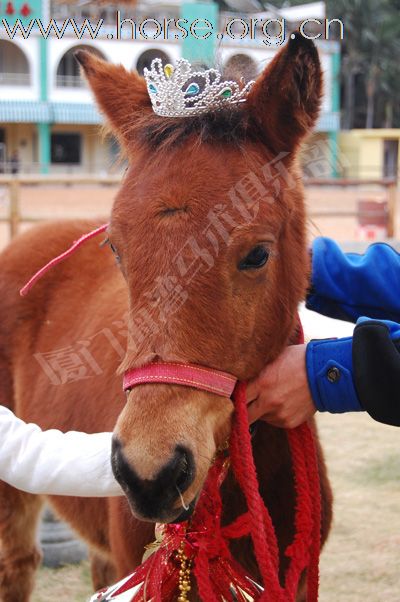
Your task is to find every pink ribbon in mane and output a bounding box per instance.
[19,223,108,297]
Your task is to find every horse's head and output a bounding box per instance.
[77,35,322,523]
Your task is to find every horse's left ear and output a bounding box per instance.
[75,50,152,149]
[247,33,322,157]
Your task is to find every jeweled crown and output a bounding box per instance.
[143,58,255,118]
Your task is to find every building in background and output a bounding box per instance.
[0,0,340,175]
[339,130,400,180]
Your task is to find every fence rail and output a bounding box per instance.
[0,72,31,86]
[0,175,397,240]
[55,74,86,88]
[303,177,398,237]
[0,175,120,239]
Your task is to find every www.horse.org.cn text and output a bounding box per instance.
[0,14,344,44]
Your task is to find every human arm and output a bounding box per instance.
[307,238,400,323]
[0,405,123,496]
[247,319,400,428]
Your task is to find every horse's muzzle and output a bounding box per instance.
[111,437,196,522]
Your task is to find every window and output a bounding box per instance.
[383,140,399,178]
[56,45,105,88]
[51,133,81,164]
[0,128,6,173]
[0,40,30,86]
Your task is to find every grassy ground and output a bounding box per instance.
[33,412,400,601]
[33,562,92,601]
[318,413,400,601]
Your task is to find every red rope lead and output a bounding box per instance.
[299,425,321,601]
[229,383,321,602]
[230,382,285,601]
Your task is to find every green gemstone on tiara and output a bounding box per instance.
[184,83,200,97]
[219,87,232,98]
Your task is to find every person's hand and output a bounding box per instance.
[246,344,316,428]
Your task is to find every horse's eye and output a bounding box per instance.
[238,245,269,270]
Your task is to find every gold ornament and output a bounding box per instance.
[177,540,192,601]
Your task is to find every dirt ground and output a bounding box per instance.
[1,182,399,601]
[0,182,399,248]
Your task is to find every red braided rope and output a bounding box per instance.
[230,382,285,601]
[284,427,313,597]
[300,425,321,600]
[228,382,321,602]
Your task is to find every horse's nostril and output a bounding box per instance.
[174,446,193,493]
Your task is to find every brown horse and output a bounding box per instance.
[0,34,332,601]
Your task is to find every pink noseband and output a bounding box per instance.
[123,362,237,398]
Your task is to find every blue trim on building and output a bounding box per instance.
[0,102,340,131]
[0,101,101,124]
[50,103,101,124]
[0,101,49,122]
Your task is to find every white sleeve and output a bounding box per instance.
[0,405,123,497]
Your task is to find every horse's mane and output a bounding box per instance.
[123,104,265,157]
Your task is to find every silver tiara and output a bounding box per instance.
[143,58,255,118]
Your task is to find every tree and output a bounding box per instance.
[326,0,400,128]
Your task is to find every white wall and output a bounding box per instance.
[0,124,36,165]
[1,31,335,118]
[320,52,331,113]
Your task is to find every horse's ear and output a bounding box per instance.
[247,33,322,158]
[75,50,152,148]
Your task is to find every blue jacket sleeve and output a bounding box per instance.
[306,318,400,426]
[306,238,400,323]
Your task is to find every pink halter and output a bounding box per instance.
[123,362,237,398]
